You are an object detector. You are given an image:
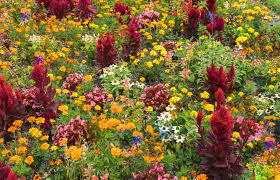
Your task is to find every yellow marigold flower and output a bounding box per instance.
[187,92,193,97]
[48,74,55,80]
[24,156,34,165]
[66,146,83,160]
[29,127,42,138]
[2,149,11,157]
[204,104,214,112]
[78,96,86,101]
[150,50,157,57]
[268,85,274,89]
[83,104,91,111]
[110,103,123,113]
[111,146,122,157]
[247,28,254,33]
[13,120,23,127]
[50,119,56,124]
[59,66,66,72]
[94,105,101,111]
[7,126,17,133]
[62,89,69,94]
[181,88,188,93]
[56,89,61,94]
[0,138,3,144]
[147,106,153,112]
[170,87,176,92]
[18,146,27,154]
[59,138,68,146]
[50,146,58,151]
[36,117,45,124]
[254,32,259,37]
[40,135,49,141]
[232,132,240,139]
[74,100,82,105]
[238,92,244,97]
[56,76,63,80]
[140,77,145,82]
[27,116,36,123]
[196,174,208,180]
[247,142,254,148]
[84,75,92,82]
[200,91,210,99]
[58,105,68,115]
[18,138,27,144]
[9,155,22,164]
[41,143,50,150]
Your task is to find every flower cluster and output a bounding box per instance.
[62,73,84,91]
[52,116,88,145]
[96,33,118,68]
[141,84,170,112]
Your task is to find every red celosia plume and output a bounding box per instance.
[96,33,118,68]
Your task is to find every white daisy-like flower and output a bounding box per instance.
[159,126,170,133]
[111,80,120,85]
[257,110,264,116]
[166,105,176,111]
[157,112,172,123]
[172,126,180,134]
[275,94,280,99]
[175,135,185,143]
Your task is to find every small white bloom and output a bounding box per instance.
[166,105,176,111]
[111,80,120,85]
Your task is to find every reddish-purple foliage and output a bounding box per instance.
[96,33,118,68]
[183,6,200,38]
[214,88,225,109]
[133,163,178,180]
[48,0,71,19]
[206,16,225,35]
[206,0,217,12]
[52,116,88,145]
[200,7,207,24]
[141,84,170,112]
[76,0,96,19]
[210,106,235,140]
[84,87,111,108]
[197,106,244,179]
[206,60,235,94]
[114,3,131,15]
[28,65,57,128]
[122,18,141,57]
[137,10,160,28]
[0,160,18,180]
[62,73,84,91]
[0,76,24,137]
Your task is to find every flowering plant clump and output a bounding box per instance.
[133,163,178,180]
[84,87,111,108]
[0,76,24,137]
[206,60,235,94]
[141,84,170,112]
[96,33,118,68]
[62,73,84,91]
[0,0,279,179]
[52,116,88,145]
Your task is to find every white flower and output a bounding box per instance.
[172,126,180,134]
[157,112,172,123]
[29,35,41,43]
[111,80,120,85]
[257,110,264,116]
[175,135,185,143]
[275,94,280,99]
[159,126,170,133]
[166,105,176,111]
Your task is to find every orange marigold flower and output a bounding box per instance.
[9,155,22,164]
[18,146,27,154]
[24,156,34,165]
[111,146,122,157]
[196,174,208,180]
